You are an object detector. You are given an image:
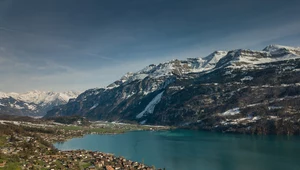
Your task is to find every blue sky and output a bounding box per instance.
[1,0,300,92]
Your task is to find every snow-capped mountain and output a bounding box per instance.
[3,90,79,106]
[106,45,300,88]
[0,90,80,116]
[46,45,300,135]
[107,50,228,89]
[263,44,300,55]
[215,45,300,70]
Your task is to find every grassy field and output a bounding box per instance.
[59,122,162,134]
[60,125,127,133]
[0,136,7,147]
[0,162,21,170]
[0,154,21,170]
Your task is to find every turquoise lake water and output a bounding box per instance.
[54,130,300,170]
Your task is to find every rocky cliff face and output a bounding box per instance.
[45,45,300,135]
[0,91,80,116]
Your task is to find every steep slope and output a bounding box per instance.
[46,50,228,119]
[0,91,80,116]
[46,45,300,135]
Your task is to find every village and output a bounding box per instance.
[0,118,169,169]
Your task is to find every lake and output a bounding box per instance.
[54,130,300,170]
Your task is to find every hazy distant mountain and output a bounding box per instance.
[0,90,80,116]
[46,45,300,135]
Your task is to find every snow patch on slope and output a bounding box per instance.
[194,51,228,72]
[221,108,240,116]
[140,120,147,125]
[90,104,99,110]
[241,76,253,81]
[11,104,24,110]
[136,91,164,119]
[24,103,37,111]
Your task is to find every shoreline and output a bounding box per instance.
[1,117,298,169]
[0,119,169,169]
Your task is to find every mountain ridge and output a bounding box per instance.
[107,44,300,89]
[0,90,80,116]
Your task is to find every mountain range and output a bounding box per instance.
[45,44,300,135]
[0,90,80,116]
[6,44,300,135]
